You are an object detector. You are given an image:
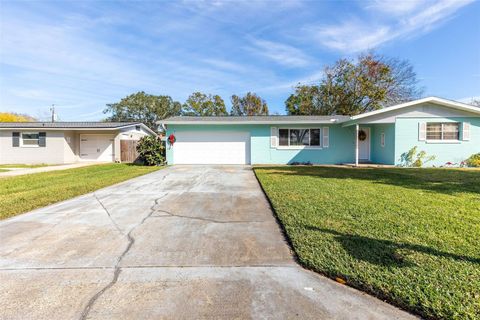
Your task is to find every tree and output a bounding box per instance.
[182,92,227,116]
[470,99,480,107]
[230,92,269,116]
[0,112,36,122]
[104,91,182,131]
[285,53,423,116]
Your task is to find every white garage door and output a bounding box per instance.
[173,131,250,164]
[80,134,114,162]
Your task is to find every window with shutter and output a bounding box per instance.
[270,127,278,148]
[12,132,20,147]
[322,127,329,148]
[39,132,46,147]
[418,122,426,141]
[462,122,471,141]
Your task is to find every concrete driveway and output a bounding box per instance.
[0,166,416,320]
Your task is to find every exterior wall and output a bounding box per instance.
[166,124,356,165]
[0,129,134,164]
[63,130,77,163]
[0,130,67,164]
[370,123,395,165]
[394,117,480,166]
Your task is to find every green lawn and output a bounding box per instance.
[0,163,162,220]
[254,166,480,320]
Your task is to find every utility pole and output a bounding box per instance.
[50,104,56,122]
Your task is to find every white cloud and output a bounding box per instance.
[247,38,312,67]
[313,22,391,52]
[311,0,474,52]
[366,0,426,15]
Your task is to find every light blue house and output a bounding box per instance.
[161,97,480,166]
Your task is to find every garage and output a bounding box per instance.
[79,134,114,161]
[173,131,250,164]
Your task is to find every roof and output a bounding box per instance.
[160,97,480,126]
[0,122,157,135]
[0,121,142,128]
[350,96,480,120]
[161,115,350,125]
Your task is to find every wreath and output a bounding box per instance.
[358,130,367,141]
[168,134,176,146]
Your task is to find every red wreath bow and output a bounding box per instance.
[168,134,176,145]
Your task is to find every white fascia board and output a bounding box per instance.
[161,120,344,125]
[0,127,120,131]
[350,96,480,120]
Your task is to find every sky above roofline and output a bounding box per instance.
[0,0,479,120]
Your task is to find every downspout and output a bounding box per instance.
[355,124,359,167]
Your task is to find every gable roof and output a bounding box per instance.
[350,96,480,120]
[161,115,350,125]
[0,122,157,135]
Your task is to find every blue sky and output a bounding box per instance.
[0,0,479,120]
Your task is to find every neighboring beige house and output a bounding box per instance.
[0,122,156,164]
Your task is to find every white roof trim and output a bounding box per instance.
[162,119,342,125]
[350,96,480,120]
[0,123,157,136]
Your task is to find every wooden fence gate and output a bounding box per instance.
[120,140,140,163]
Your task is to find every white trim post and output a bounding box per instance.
[355,124,359,167]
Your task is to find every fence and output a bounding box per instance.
[120,140,139,163]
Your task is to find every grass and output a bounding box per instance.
[0,164,52,169]
[254,166,480,320]
[0,163,162,220]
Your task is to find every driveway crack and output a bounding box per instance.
[94,194,124,235]
[79,193,168,320]
[153,209,264,224]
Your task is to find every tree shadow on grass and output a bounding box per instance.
[257,166,480,196]
[304,225,480,267]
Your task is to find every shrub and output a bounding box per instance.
[465,153,480,167]
[399,146,436,167]
[136,136,165,166]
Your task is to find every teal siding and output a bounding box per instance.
[394,117,480,166]
[166,124,356,165]
[166,117,479,166]
[370,123,396,165]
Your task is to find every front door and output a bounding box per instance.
[358,127,370,161]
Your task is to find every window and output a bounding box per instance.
[278,128,321,147]
[21,132,40,147]
[426,123,459,140]
[380,133,385,147]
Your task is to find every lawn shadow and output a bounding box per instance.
[257,166,480,196]
[305,226,480,267]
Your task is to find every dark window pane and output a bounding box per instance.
[290,129,309,146]
[279,129,288,146]
[310,129,320,146]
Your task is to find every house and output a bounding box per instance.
[161,97,480,166]
[0,122,156,164]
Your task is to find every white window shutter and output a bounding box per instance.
[462,122,471,141]
[322,127,329,148]
[418,122,426,141]
[270,127,278,148]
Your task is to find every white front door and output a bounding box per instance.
[173,131,250,164]
[358,127,370,161]
[80,134,114,161]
